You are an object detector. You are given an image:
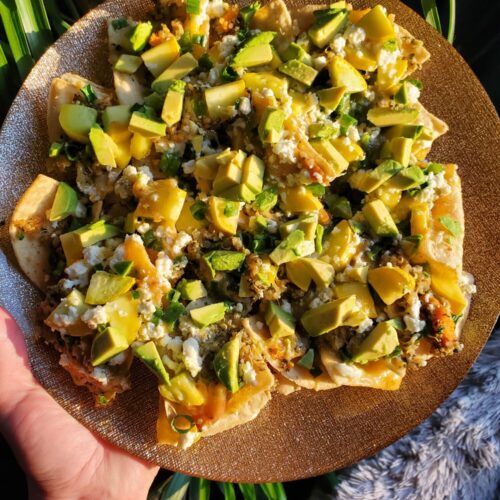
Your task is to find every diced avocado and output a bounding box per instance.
[141,37,180,77]
[91,327,130,366]
[190,302,226,327]
[286,259,312,291]
[152,53,198,94]
[280,42,312,66]
[60,220,120,264]
[302,258,335,287]
[301,295,358,336]
[128,21,153,52]
[130,133,152,160]
[351,322,399,363]
[128,111,167,137]
[254,187,278,212]
[161,80,185,126]
[204,79,246,120]
[265,302,296,337]
[278,59,318,86]
[270,229,314,265]
[177,279,207,300]
[244,31,277,47]
[159,371,206,406]
[89,125,117,167]
[349,159,402,193]
[280,214,318,241]
[203,250,246,277]
[316,86,347,112]
[241,154,265,197]
[387,165,426,190]
[258,107,285,144]
[368,266,415,304]
[335,282,377,318]
[310,140,349,175]
[213,336,240,392]
[356,5,395,41]
[345,265,369,283]
[114,54,143,74]
[45,289,90,337]
[387,137,413,167]
[49,182,78,221]
[395,81,411,104]
[362,199,399,237]
[233,43,274,68]
[208,196,241,234]
[320,220,358,270]
[213,151,245,195]
[134,341,170,384]
[384,124,424,140]
[309,123,338,140]
[326,194,352,219]
[102,105,132,142]
[367,107,419,127]
[297,348,315,369]
[242,72,289,100]
[308,10,349,48]
[85,271,135,305]
[59,104,98,143]
[329,56,367,93]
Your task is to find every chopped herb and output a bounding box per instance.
[253,187,278,212]
[111,18,129,30]
[436,326,445,335]
[306,183,326,197]
[131,290,140,299]
[367,243,383,261]
[240,1,261,29]
[163,302,186,324]
[112,260,133,276]
[16,229,25,240]
[171,414,195,433]
[224,202,240,217]
[190,200,208,220]
[439,216,462,236]
[159,152,182,177]
[81,84,97,104]
[151,308,164,326]
[191,34,205,46]
[97,394,110,405]
[382,39,398,52]
[167,289,181,303]
[251,233,270,253]
[221,64,239,83]
[48,142,63,158]
[297,348,314,370]
[339,113,357,135]
[192,98,207,118]
[142,229,162,250]
[198,53,213,71]
[186,0,200,14]
[452,314,462,324]
[179,30,193,53]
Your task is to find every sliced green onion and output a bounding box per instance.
[186,0,200,15]
[81,84,97,103]
[131,290,140,299]
[112,260,133,276]
[190,200,208,220]
[15,0,53,59]
[240,1,261,29]
[191,34,205,46]
[159,151,182,177]
[167,288,181,303]
[420,0,442,34]
[48,141,64,157]
[305,183,325,197]
[198,53,213,71]
[221,65,238,83]
[163,302,186,325]
[339,113,357,135]
[171,414,195,434]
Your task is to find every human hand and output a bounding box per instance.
[0,308,159,500]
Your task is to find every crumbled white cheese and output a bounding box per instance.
[238,96,252,115]
[241,361,257,385]
[182,160,195,174]
[261,87,275,98]
[65,260,91,287]
[313,55,327,70]
[219,35,238,58]
[92,366,110,384]
[108,244,125,269]
[138,321,167,341]
[347,125,361,143]
[52,305,80,328]
[138,301,156,321]
[182,337,203,377]
[345,26,366,47]
[459,272,477,295]
[363,88,376,102]
[136,222,151,234]
[108,351,128,366]
[75,202,86,218]
[330,35,346,57]
[281,300,292,314]
[82,306,108,329]
[207,0,226,18]
[172,231,193,257]
[407,83,421,103]
[271,132,297,164]
[417,171,452,206]
[356,317,374,333]
[403,293,426,333]
[156,251,174,289]
[377,48,401,67]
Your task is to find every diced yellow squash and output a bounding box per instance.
[141,37,180,77]
[279,186,323,213]
[130,133,152,160]
[320,220,359,271]
[159,371,207,406]
[429,262,466,315]
[330,137,365,162]
[205,80,246,120]
[311,140,349,175]
[286,259,312,291]
[368,266,415,304]
[349,8,371,24]
[105,293,140,344]
[376,59,408,91]
[366,186,402,211]
[316,86,347,113]
[113,139,132,169]
[135,179,187,225]
[208,196,241,235]
[345,265,369,283]
[194,153,220,190]
[123,236,156,282]
[243,72,289,100]
[329,56,367,94]
[411,203,430,235]
[161,88,184,126]
[176,198,206,232]
[356,5,395,41]
[345,46,377,72]
[335,282,377,318]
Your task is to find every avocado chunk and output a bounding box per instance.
[362,199,399,237]
[60,220,120,264]
[368,266,415,305]
[384,124,424,140]
[177,279,207,300]
[280,214,318,241]
[387,137,413,167]
[49,182,78,221]
[134,341,170,384]
[311,140,349,175]
[367,107,419,127]
[91,327,130,366]
[270,229,314,265]
[329,55,367,93]
[128,21,153,52]
[114,54,143,74]
[278,59,318,86]
[244,31,277,47]
[213,336,240,392]
[349,160,402,193]
[89,125,117,167]
[325,194,352,219]
[254,187,278,212]
[301,295,358,336]
[308,123,338,140]
[59,104,98,143]
[45,289,90,336]
[152,52,198,94]
[204,79,246,120]
[265,302,296,337]
[241,154,265,197]
[190,302,227,327]
[316,86,346,113]
[233,43,274,68]
[280,42,312,66]
[86,271,135,305]
[161,80,185,126]
[128,111,167,138]
[387,165,426,190]
[203,250,246,277]
[159,371,206,406]
[102,105,132,141]
[287,257,335,289]
[258,107,285,143]
[394,80,412,105]
[351,322,399,363]
[335,282,377,318]
[213,149,246,194]
[141,37,180,77]
[308,9,348,48]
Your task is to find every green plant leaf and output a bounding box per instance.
[222,482,236,500]
[238,483,257,500]
[44,0,71,36]
[259,483,287,500]
[159,473,191,500]
[420,0,442,34]
[447,0,456,43]
[188,478,211,500]
[15,0,53,59]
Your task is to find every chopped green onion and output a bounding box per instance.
[385,345,402,358]
[167,289,181,303]
[339,113,357,135]
[171,414,195,433]
[382,39,398,52]
[179,30,192,53]
[151,308,164,326]
[163,302,186,324]
[112,260,133,276]
[159,151,182,177]
[386,317,404,330]
[221,65,238,83]
[198,53,213,71]
[186,0,200,15]
[190,200,208,220]
[131,290,140,299]
[240,1,261,29]
[97,394,109,405]
[406,78,423,91]
[191,34,205,46]
[305,183,326,197]
[193,98,207,118]
[48,142,63,157]
[439,216,461,236]
[81,84,97,103]
[452,313,462,324]
[111,18,129,30]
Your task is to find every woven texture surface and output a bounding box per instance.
[0,0,499,483]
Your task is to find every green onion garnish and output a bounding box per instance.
[131,290,140,300]
[220,65,238,83]
[159,151,182,177]
[190,200,208,220]
[163,302,186,325]
[167,289,181,303]
[305,183,326,197]
[253,187,278,212]
[112,260,134,276]
[171,414,195,434]
[81,84,97,103]
[186,0,200,15]
[48,142,63,157]
[240,1,261,29]
[198,53,213,71]
[339,113,357,135]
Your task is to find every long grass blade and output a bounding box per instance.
[420,0,442,34]
[188,478,211,500]
[222,482,236,500]
[159,473,191,500]
[0,43,12,116]
[43,0,70,36]
[61,0,79,21]
[259,483,287,500]
[15,0,53,59]
[238,483,257,500]
[447,0,456,43]
[0,0,34,79]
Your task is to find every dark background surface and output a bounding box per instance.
[1,1,499,498]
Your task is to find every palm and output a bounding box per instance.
[0,309,158,499]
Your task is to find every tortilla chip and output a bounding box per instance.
[251,0,295,40]
[9,174,58,290]
[397,26,430,77]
